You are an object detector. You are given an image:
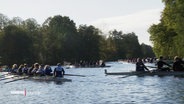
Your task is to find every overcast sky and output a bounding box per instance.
[0,0,164,45]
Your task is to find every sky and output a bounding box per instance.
[0,0,165,45]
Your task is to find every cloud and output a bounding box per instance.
[90,9,163,45]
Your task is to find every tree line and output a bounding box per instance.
[148,0,184,58]
[0,13,155,65]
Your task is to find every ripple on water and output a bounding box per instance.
[1,62,184,104]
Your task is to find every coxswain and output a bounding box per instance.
[54,63,65,77]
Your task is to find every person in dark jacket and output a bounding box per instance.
[44,65,52,76]
[157,56,172,71]
[136,58,149,72]
[173,56,184,71]
[27,64,34,75]
[17,64,24,75]
[22,64,28,74]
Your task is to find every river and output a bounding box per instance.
[1,62,184,104]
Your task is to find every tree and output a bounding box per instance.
[140,43,155,58]
[148,22,176,57]
[148,0,184,58]
[77,25,102,62]
[9,17,23,27]
[162,0,184,57]
[0,25,32,65]
[107,30,142,59]
[23,18,43,63]
[0,13,9,31]
[42,15,78,64]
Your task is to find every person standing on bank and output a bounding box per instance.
[136,58,149,72]
[54,63,65,77]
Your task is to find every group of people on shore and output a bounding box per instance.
[9,63,65,77]
[136,56,184,72]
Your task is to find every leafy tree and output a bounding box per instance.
[77,25,102,62]
[0,25,32,65]
[107,30,142,59]
[43,15,78,64]
[148,22,176,57]
[162,0,184,57]
[9,17,23,27]
[0,13,156,65]
[140,43,155,58]
[148,0,184,58]
[22,18,43,63]
[0,13,9,31]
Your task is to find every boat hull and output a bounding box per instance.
[28,76,72,82]
[104,70,184,76]
[3,74,72,82]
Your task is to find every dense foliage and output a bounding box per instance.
[148,0,184,58]
[0,13,155,65]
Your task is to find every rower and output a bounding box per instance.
[36,64,45,76]
[27,64,34,75]
[22,64,29,74]
[44,65,52,76]
[17,64,24,75]
[31,63,39,75]
[157,56,172,71]
[136,58,149,72]
[173,56,184,71]
[11,64,18,73]
[54,63,65,77]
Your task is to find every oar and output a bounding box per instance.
[119,71,151,78]
[64,74,86,77]
[4,76,29,84]
[0,75,19,81]
[0,73,10,78]
[147,66,157,68]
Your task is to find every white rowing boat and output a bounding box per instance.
[104,69,184,76]
[3,74,72,83]
[28,76,72,82]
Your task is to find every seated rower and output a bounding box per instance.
[136,58,149,72]
[17,64,24,75]
[157,56,172,71]
[31,63,39,75]
[36,64,45,76]
[173,56,184,71]
[44,65,52,76]
[54,63,65,77]
[11,64,18,73]
[22,64,29,74]
[27,64,34,75]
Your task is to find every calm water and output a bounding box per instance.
[1,62,184,104]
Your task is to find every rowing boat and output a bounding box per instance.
[27,76,72,82]
[104,69,184,76]
[3,74,72,83]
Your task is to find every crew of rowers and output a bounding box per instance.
[10,63,65,77]
[136,56,184,72]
